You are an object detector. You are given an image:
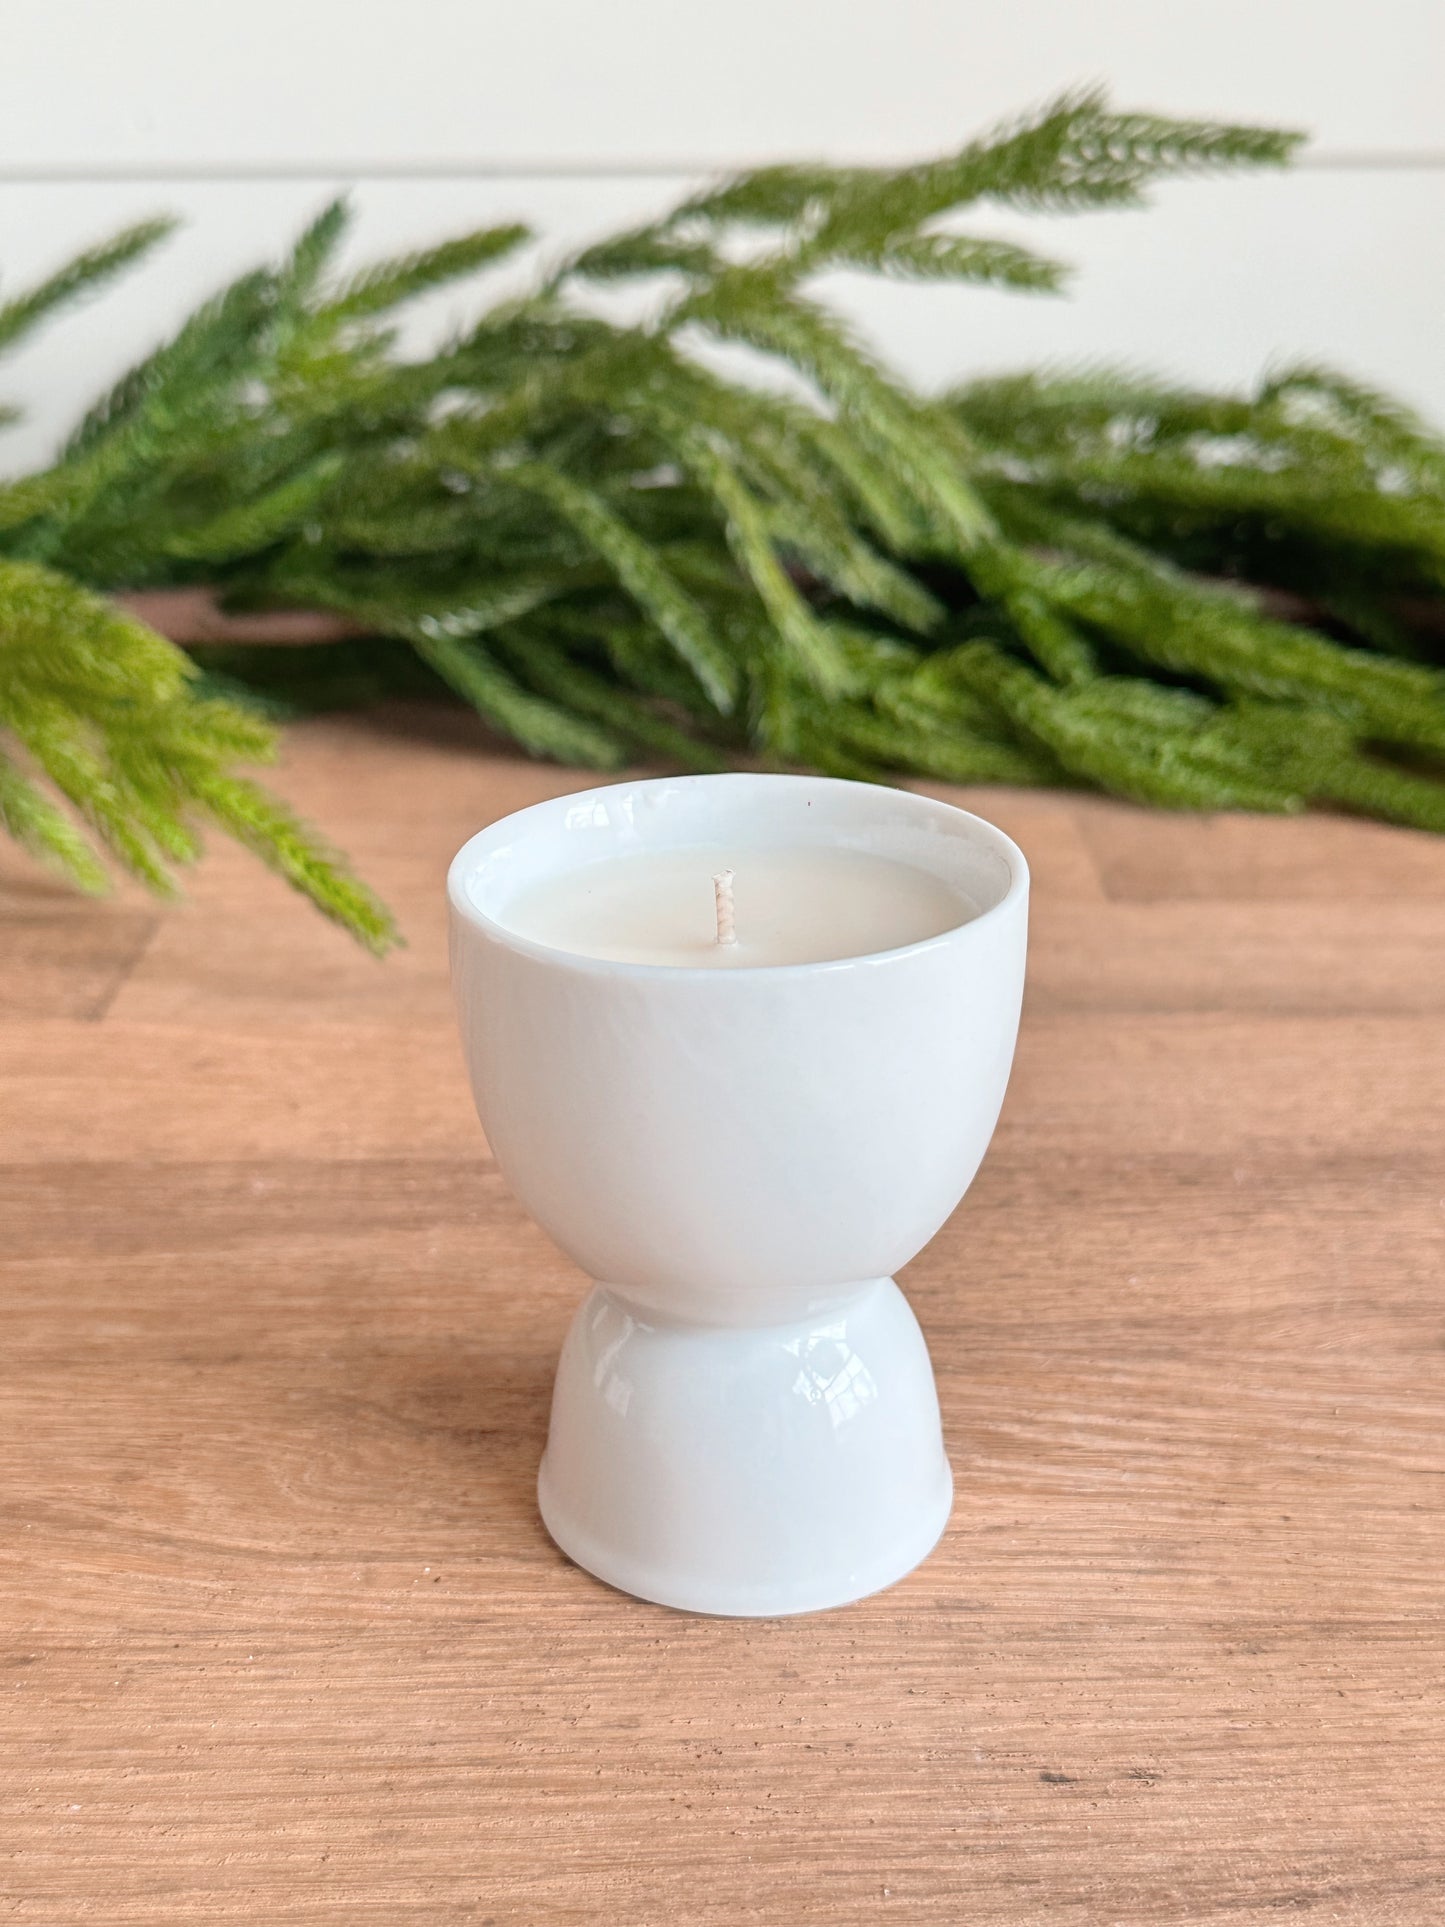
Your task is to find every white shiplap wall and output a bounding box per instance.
[1,1,1441,471]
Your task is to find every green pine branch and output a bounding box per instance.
[0,559,396,947]
[3,88,1444,949]
[0,220,176,360]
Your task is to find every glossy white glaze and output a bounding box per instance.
[539,1279,953,1616]
[448,773,1029,1615]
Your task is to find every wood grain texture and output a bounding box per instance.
[3,705,1444,1925]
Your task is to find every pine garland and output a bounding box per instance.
[1,89,1442,949]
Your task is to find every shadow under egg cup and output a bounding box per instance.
[448,774,1028,1616]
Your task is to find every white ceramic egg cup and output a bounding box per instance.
[449,775,1028,1616]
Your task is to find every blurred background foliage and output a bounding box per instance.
[2,93,1443,949]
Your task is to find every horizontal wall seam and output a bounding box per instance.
[0,152,1443,185]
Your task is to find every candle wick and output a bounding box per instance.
[713,868,737,947]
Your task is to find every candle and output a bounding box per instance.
[448,774,1029,1617]
[501,844,976,967]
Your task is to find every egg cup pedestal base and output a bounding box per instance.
[537,1276,953,1617]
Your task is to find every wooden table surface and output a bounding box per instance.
[5,704,1445,1926]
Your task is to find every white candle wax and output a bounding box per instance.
[502,844,975,967]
